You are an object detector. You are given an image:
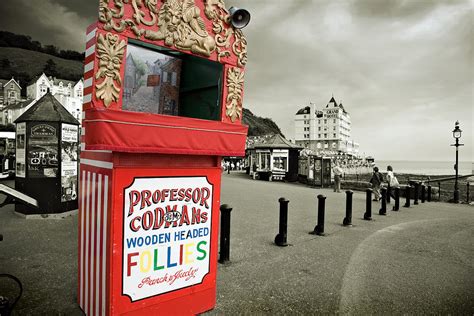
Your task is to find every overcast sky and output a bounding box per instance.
[0,0,472,162]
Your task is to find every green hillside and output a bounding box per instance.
[243,108,284,138]
[0,47,84,90]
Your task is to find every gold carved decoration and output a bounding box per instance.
[95,32,126,107]
[98,0,247,64]
[226,67,244,122]
[204,0,247,67]
[144,0,216,57]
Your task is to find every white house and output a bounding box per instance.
[27,73,83,123]
[1,99,36,125]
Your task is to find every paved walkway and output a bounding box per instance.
[0,173,473,314]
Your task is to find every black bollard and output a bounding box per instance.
[414,182,419,205]
[219,204,233,264]
[274,197,289,247]
[421,184,426,203]
[311,195,326,236]
[392,187,400,211]
[386,184,391,204]
[343,190,353,226]
[466,182,470,204]
[364,188,373,220]
[438,182,441,201]
[427,185,432,202]
[404,185,411,208]
[379,187,387,215]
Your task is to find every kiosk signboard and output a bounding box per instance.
[16,122,26,177]
[61,123,78,201]
[27,123,58,178]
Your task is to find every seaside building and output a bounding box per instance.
[0,99,35,125]
[294,96,359,156]
[27,73,83,122]
[0,78,23,108]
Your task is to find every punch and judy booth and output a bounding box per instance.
[14,93,79,214]
[78,0,248,314]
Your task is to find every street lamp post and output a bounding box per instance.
[451,121,463,203]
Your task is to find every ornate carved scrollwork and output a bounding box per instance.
[98,0,247,63]
[144,0,216,57]
[95,32,126,107]
[226,67,244,122]
[204,0,247,67]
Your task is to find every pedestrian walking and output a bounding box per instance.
[333,163,343,193]
[386,165,400,198]
[370,166,383,201]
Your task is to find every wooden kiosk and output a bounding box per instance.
[78,1,248,314]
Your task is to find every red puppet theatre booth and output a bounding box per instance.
[78,1,249,314]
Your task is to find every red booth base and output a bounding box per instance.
[78,154,222,315]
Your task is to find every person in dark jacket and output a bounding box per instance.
[370,166,383,201]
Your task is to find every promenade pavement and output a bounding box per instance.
[0,172,473,315]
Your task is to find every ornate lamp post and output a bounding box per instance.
[451,121,463,203]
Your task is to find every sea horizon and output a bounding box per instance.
[374,160,473,176]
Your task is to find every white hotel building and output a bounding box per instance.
[294,96,359,155]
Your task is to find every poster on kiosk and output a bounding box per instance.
[78,0,249,314]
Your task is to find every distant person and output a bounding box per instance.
[386,165,400,199]
[370,166,384,201]
[333,163,343,193]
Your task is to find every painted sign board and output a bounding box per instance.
[122,176,213,301]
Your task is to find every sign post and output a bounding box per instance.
[78,0,248,314]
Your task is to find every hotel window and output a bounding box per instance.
[318,127,321,131]
[333,127,336,131]
[318,134,321,138]
[333,119,336,123]
[333,133,336,138]
[324,119,327,124]
[324,133,327,138]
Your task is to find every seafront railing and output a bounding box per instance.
[425,175,473,203]
[339,173,473,204]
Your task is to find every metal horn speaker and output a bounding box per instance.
[229,7,250,29]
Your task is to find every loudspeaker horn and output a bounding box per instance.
[229,7,251,29]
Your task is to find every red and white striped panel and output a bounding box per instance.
[79,24,113,316]
[79,169,110,316]
[83,23,97,111]
[81,24,113,169]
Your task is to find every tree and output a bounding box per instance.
[43,59,58,77]
[43,45,59,56]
